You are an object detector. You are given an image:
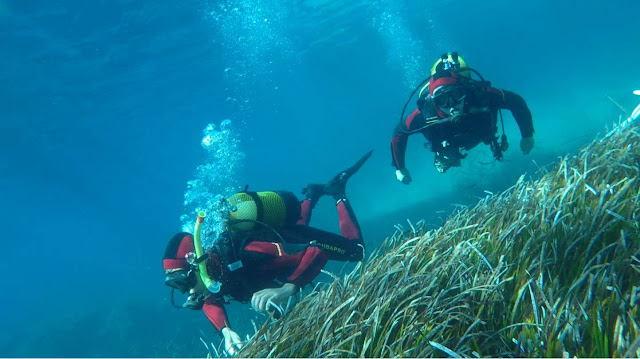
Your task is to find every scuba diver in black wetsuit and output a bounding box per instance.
[162,151,372,356]
[391,52,535,181]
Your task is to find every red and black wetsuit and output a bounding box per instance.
[391,87,534,170]
[201,198,364,333]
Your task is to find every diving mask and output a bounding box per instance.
[183,290,208,310]
[432,85,466,112]
[164,269,196,294]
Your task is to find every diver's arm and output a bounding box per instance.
[245,245,326,312]
[391,109,421,170]
[203,297,243,355]
[493,89,534,138]
[391,125,409,170]
[243,241,329,288]
[392,109,427,184]
[285,246,329,287]
[221,327,243,356]
[202,297,231,334]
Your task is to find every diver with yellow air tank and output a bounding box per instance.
[391,51,535,178]
[162,150,372,356]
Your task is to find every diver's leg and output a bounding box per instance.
[296,199,313,225]
[334,198,361,241]
[297,184,325,225]
[321,151,372,260]
[335,198,365,260]
[279,196,366,261]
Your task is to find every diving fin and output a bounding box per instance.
[324,150,373,200]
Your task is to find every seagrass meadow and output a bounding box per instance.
[240,123,640,358]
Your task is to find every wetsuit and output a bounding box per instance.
[200,197,364,333]
[391,87,534,170]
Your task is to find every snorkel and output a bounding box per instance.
[193,211,221,293]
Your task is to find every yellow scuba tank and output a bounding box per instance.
[226,191,301,232]
[419,52,471,98]
[430,52,470,77]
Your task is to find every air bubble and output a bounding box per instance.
[183,119,245,249]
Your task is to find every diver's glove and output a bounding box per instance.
[520,136,534,155]
[221,327,243,356]
[395,168,412,185]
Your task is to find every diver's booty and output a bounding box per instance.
[302,183,325,208]
[324,150,373,200]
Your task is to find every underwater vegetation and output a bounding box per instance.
[240,119,640,357]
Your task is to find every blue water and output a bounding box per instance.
[1,0,638,356]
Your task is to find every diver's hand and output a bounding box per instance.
[520,136,534,155]
[221,327,243,356]
[251,283,298,313]
[395,168,412,184]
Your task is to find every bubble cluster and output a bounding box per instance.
[369,0,441,90]
[204,0,297,89]
[181,120,245,248]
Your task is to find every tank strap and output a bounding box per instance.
[276,191,303,225]
[246,191,264,222]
